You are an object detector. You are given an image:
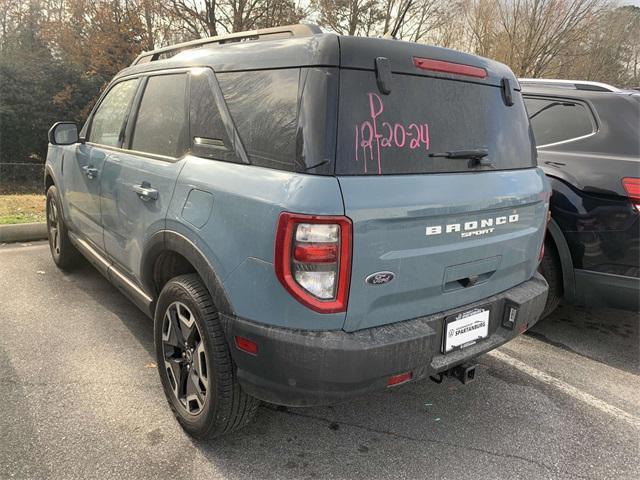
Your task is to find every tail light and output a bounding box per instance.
[275,212,352,313]
[413,57,487,78]
[622,177,640,212]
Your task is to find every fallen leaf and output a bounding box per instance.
[144,362,157,369]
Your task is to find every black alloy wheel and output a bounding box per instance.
[46,185,78,269]
[154,274,259,438]
[161,301,209,415]
[47,194,61,257]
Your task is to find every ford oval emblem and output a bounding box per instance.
[365,271,395,285]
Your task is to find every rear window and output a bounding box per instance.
[190,72,239,163]
[336,70,535,175]
[524,97,595,146]
[217,69,299,171]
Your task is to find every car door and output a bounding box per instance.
[101,72,189,280]
[65,79,140,250]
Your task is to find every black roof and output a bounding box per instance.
[116,29,518,88]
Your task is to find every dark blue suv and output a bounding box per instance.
[522,80,639,316]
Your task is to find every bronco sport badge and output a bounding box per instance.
[426,213,519,238]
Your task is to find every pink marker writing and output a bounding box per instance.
[354,92,429,174]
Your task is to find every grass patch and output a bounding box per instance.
[0,194,46,225]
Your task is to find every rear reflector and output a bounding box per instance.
[387,372,412,387]
[413,57,487,78]
[235,336,258,355]
[622,177,640,212]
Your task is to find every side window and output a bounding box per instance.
[131,73,188,157]
[190,72,239,163]
[218,69,299,171]
[524,97,595,146]
[89,79,138,147]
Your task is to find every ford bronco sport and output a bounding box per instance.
[45,24,550,439]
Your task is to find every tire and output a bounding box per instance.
[154,273,259,439]
[46,185,79,270]
[538,237,563,318]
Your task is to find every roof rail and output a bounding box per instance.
[518,78,621,93]
[131,24,322,66]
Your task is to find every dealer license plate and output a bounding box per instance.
[443,307,490,353]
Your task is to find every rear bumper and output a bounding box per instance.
[223,273,548,407]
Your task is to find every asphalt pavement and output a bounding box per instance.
[1,241,638,480]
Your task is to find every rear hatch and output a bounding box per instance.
[336,36,550,332]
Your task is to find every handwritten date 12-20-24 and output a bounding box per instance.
[354,92,430,174]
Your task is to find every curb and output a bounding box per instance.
[0,222,48,243]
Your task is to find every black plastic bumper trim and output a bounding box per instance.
[222,273,548,407]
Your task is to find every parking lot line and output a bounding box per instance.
[488,349,640,430]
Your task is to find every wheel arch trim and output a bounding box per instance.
[546,217,576,302]
[141,230,235,317]
[44,164,57,192]
[44,166,73,228]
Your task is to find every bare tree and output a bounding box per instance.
[5,0,639,90]
[462,0,501,57]
[403,0,457,43]
[215,0,266,32]
[251,0,308,29]
[0,0,22,53]
[461,0,603,77]
[315,0,383,36]
[169,0,219,37]
[556,5,640,87]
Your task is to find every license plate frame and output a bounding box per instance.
[443,306,491,353]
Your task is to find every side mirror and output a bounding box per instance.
[48,122,79,145]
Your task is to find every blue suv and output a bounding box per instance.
[45,24,550,438]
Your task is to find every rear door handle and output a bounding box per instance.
[132,182,158,202]
[82,166,98,179]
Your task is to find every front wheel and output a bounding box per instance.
[154,274,259,439]
[46,185,79,270]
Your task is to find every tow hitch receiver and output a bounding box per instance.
[451,363,478,384]
[449,363,478,384]
[429,362,479,385]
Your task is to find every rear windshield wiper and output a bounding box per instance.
[528,101,576,120]
[428,149,489,160]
